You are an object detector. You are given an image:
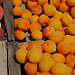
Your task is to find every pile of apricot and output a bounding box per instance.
[12,0,75,75]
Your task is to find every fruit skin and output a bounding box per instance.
[67,0,75,6]
[18,18,30,31]
[42,40,56,53]
[39,57,54,72]
[57,41,71,55]
[27,48,42,63]
[48,31,64,44]
[43,26,55,38]
[40,72,51,75]
[70,7,75,19]
[0,6,3,20]
[31,30,43,40]
[12,0,22,6]
[63,27,69,35]
[48,18,62,30]
[67,23,75,35]
[72,19,75,24]
[72,68,75,75]
[36,72,41,75]
[0,0,3,4]
[66,54,75,68]
[16,49,28,64]
[31,5,42,15]
[14,30,25,41]
[51,63,68,75]
[61,13,72,26]
[24,62,37,75]
[51,53,65,64]
[21,9,32,19]
[43,4,56,16]
[22,0,27,3]
[39,14,49,26]
[29,22,42,32]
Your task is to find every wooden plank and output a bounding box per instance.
[8,42,21,75]
[0,41,7,75]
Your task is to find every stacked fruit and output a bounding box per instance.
[12,0,75,75]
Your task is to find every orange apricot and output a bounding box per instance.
[66,54,75,67]
[51,63,68,75]
[0,6,3,20]
[13,18,21,29]
[40,72,51,75]
[57,41,71,55]
[48,31,64,44]
[30,15,39,23]
[21,9,32,19]
[31,5,42,15]
[14,30,25,41]
[19,42,28,50]
[36,72,41,75]
[27,41,42,51]
[13,6,22,16]
[48,18,62,30]
[43,26,55,38]
[39,14,49,26]
[39,40,45,45]
[43,4,56,16]
[31,30,43,40]
[24,62,37,75]
[72,19,75,24]
[29,22,42,32]
[60,0,66,2]
[67,0,75,6]
[50,0,60,8]
[18,18,30,31]
[42,40,56,53]
[72,68,75,75]
[59,2,70,12]
[16,49,28,64]
[61,13,72,26]
[22,0,27,3]
[12,0,22,6]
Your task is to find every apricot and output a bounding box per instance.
[66,54,75,67]
[70,7,75,19]
[59,2,70,12]
[29,22,42,32]
[16,49,28,64]
[13,6,22,16]
[60,0,66,2]
[14,30,25,41]
[48,31,64,44]
[27,48,42,63]
[43,26,55,38]
[57,41,71,55]
[61,13,72,26]
[67,23,75,35]
[72,68,75,75]
[30,15,39,23]
[51,53,65,64]
[39,40,45,45]
[51,63,68,75]
[38,0,48,7]
[42,40,56,53]
[40,72,51,75]
[72,19,75,24]
[0,6,3,20]
[67,0,75,6]
[18,18,30,31]
[39,57,54,72]
[12,0,22,6]
[24,62,37,75]
[48,18,62,30]
[13,18,21,29]
[36,72,41,75]
[53,11,63,20]
[21,9,32,19]
[31,5,42,15]
[63,27,69,35]
[50,0,60,8]
[70,43,75,54]
[27,1,37,10]
[27,41,42,51]
[22,0,27,3]
[39,14,49,26]
[63,35,75,44]
[19,42,28,50]
[43,4,56,16]
[29,0,37,1]
[0,0,3,4]
[31,30,43,40]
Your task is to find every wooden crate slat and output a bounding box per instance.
[0,41,7,75]
[8,42,21,75]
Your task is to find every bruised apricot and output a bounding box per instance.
[21,9,32,19]
[18,18,30,31]
[0,6,3,20]
[67,0,75,6]
[63,27,69,35]
[39,14,49,26]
